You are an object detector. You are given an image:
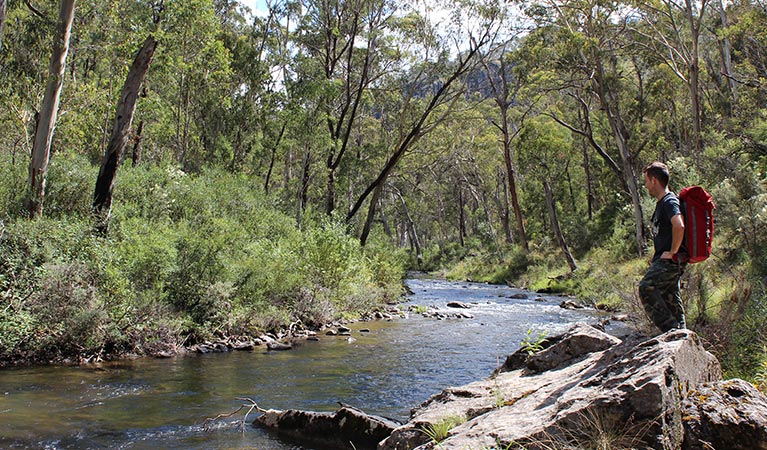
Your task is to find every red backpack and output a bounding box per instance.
[678,186,715,263]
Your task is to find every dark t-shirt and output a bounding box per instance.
[651,192,685,262]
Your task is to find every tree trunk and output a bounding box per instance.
[498,168,513,243]
[359,183,383,247]
[581,132,594,220]
[379,195,392,239]
[0,0,7,50]
[482,51,529,252]
[326,167,336,216]
[503,137,528,252]
[297,148,311,228]
[544,179,577,272]
[264,121,286,194]
[27,0,76,218]
[458,187,466,247]
[688,45,702,153]
[396,190,422,268]
[93,36,158,233]
[131,120,144,167]
[717,0,737,115]
[592,60,645,256]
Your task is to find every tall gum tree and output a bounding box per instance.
[293,0,394,216]
[27,0,76,218]
[522,0,647,256]
[480,42,531,252]
[93,36,158,233]
[629,0,711,154]
[346,0,504,245]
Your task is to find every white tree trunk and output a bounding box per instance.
[0,0,8,50]
[27,0,76,217]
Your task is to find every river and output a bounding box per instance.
[0,277,599,449]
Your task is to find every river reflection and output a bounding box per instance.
[0,277,596,449]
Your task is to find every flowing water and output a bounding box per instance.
[0,277,600,449]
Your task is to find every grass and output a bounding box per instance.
[421,415,466,444]
[506,409,656,450]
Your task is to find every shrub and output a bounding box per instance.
[0,154,408,364]
[26,262,114,361]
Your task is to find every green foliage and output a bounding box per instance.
[421,415,466,444]
[520,329,547,355]
[0,154,406,364]
[718,284,767,381]
[754,355,767,393]
[443,243,530,284]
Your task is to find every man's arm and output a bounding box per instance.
[661,214,685,259]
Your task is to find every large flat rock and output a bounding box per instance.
[379,326,722,450]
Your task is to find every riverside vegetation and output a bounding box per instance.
[0,154,407,366]
[1,0,767,391]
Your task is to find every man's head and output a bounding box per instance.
[643,161,670,199]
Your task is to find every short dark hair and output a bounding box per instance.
[643,161,670,187]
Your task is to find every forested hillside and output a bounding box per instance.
[0,0,766,381]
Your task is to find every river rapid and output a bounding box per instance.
[0,277,598,449]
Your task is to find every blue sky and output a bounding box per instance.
[238,0,269,16]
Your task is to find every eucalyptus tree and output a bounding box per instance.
[291,0,395,216]
[479,41,532,251]
[520,0,648,256]
[93,36,158,233]
[347,0,503,246]
[27,0,76,218]
[518,115,578,271]
[628,0,712,154]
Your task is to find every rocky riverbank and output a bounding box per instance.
[254,324,767,450]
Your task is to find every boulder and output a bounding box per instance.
[682,378,767,449]
[252,324,765,450]
[266,342,293,351]
[446,301,471,309]
[526,323,622,373]
[378,326,723,450]
[255,405,401,450]
[560,299,584,309]
[230,341,255,351]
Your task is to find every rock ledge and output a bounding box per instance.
[254,324,767,450]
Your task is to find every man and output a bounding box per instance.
[639,161,687,332]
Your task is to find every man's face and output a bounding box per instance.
[644,173,658,197]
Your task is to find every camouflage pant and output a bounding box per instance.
[639,259,686,332]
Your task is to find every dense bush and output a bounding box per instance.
[0,155,407,365]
